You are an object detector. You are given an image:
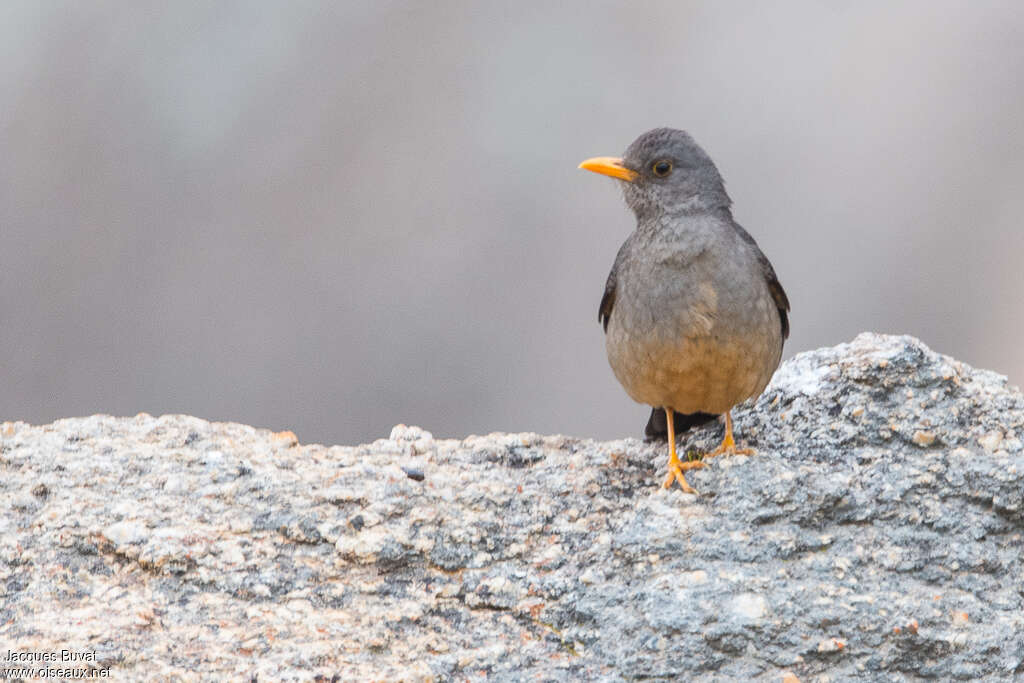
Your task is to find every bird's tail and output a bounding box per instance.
[644,408,718,442]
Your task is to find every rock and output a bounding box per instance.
[1,333,1023,680]
[102,520,150,546]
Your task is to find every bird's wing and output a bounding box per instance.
[598,239,631,332]
[731,223,791,340]
[598,272,616,332]
[762,257,790,340]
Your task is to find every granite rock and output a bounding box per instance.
[2,333,1023,680]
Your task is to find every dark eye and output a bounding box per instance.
[651,160,673,177]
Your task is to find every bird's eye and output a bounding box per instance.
[651,160,673,177]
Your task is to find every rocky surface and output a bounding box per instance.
[2,333,1024,681]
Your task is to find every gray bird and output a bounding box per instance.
[580,128,790,493]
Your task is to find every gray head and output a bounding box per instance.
[579,128,731,220]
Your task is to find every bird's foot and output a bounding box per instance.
[662,456,705,493]
[702,410,755,460]
[703,430,755,460]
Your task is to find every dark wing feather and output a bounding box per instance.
[599,271,616,332]
[599,239,631,333]
[763,259,790,339]
[731,223,790,340]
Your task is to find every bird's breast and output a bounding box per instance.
[605,255,781,414]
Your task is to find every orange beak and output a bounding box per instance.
[578,156,638,183]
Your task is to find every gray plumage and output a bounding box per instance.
[596,128,789,420]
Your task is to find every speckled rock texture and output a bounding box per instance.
[2,333,1024,681]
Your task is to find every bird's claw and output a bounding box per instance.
[704,443,756,460]
[703,420,755,460]
[663,458,705,493]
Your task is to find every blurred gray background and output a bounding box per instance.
[2,2,1023,446]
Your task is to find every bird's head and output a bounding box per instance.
[579,127,730,220]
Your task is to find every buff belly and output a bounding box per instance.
[605,287,781,415]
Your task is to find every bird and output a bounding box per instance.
[579,128,789,493]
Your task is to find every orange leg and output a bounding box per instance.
[703,411,755,460]
[661,408,705,493]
